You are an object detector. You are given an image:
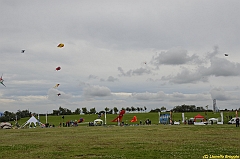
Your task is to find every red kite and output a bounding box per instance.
[112,110,125,122]
[56,67,61,71]
[0,74,6,87]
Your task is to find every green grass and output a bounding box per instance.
[1,112,238,159]
[1,118,240,158]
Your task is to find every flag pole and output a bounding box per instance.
[46,111,48,124]
[105,110,107,125]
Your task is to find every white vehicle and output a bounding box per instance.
[228,117,237,124]
[208,118,218,124]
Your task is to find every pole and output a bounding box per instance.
[46,112,48,124]
[38,114,40,125]
[206,105,208,121]
[104,110,107,125]
[158,111,160,124]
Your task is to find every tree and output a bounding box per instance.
[59,107,66,114]
[3,111,16,122]
[137,107,140,112]
[82,107,88,114]
[150,108,160,112]
[65,108,72,115]
[58,107,72,115]
[108,109,113,114]
[105,107,109,112]
[131,106,136,112]
[144,106,147,112]
[52,109,60,115]
[89,108,96,114]
[126,107,131,112]
[172,104,201,112]
[113,107,118,114]
[74,108,81,114]
[160,106,166,111]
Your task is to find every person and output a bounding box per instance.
[236,117,239,127]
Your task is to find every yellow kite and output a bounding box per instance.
[57,43,64,48]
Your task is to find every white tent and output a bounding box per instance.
[21,116,41,128]
[94,119,103,126]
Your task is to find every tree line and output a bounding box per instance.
[1,105,239,122]
[52,106,148,115]
[0,109,32,122]
[0,106,148,122]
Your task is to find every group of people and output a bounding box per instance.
[139,119,151,125]
[59,120,78,127]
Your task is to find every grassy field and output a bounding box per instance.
[0,124,239,159]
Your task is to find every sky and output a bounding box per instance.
[1,0,240,114]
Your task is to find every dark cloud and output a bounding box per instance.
[161,67,208,84]
[88,75,98,80]
[210,87,234,101]
[151,48,201,66]
[201,57,240,77]
[118,67,151,77]
[107,76,118,82]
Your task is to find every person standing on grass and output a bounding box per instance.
[236,117,239,127]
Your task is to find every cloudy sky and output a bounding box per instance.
[1,0,240,114]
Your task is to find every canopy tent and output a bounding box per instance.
[159,114,170,124]
[21,116,42,128]
[194,114,205,122]
[94,119,103,126]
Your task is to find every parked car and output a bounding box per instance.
[228,117,237,124]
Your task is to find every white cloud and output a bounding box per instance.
[131,91,166,100]
[83,85,111,98]
[47,88,72,101]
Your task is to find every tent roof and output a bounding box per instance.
[94,119,103,122]
[194,114,204,119]
[21,116,41,128]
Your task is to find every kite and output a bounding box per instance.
[78,118,84,123]
[130,116,137,122]
[112,110,125,122]
[57,43,64,48]
[224,54,228,56]
[0,74,6,87]
[21,50,25,53]
[56,67,61,71]
[53,84,60,88]
[57,93,61,96]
